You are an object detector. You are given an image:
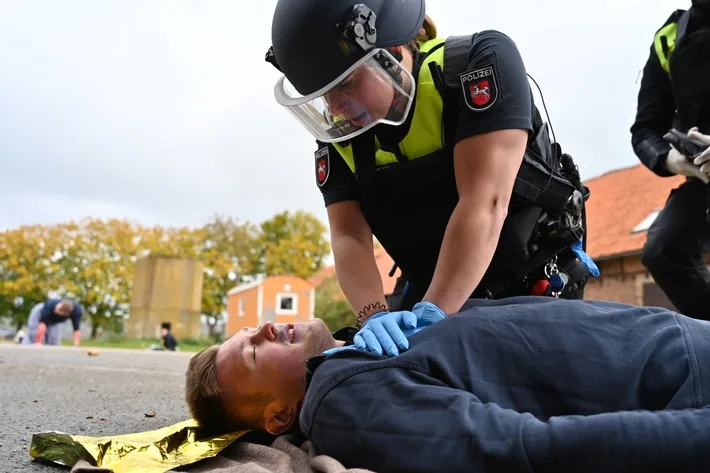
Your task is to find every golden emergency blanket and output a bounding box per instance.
[29,419,248,473]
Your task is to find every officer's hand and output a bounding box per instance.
[411,301,447,328]
[689,128,710,175]
[665,146,709,184]
[354,310,416,356]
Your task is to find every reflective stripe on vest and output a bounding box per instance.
[332,37,447,173]
[654,21,677,73]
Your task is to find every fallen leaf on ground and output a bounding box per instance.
[145,411,156,417]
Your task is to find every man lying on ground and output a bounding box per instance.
[185,296,710,472]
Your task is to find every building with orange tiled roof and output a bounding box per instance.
[312,164,701,312]
[583,164,684,261]
[581,164,708,310]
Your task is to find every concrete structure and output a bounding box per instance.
[126,254,204,340]
[225,275,315,336]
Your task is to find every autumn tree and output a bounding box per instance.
[196,214,259,338]
[254,210,330,280]
[313,274,356,331]
[142,224,203,259]
[0,224,63,330]
[52,218,147,337]
[0,210,332,339]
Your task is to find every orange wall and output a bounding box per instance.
[262,275,313,325]
[226,286,259,336]
[225,276,314,337]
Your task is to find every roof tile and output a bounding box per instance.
[583,164,684,259]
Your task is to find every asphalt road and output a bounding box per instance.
[0,342,196,472]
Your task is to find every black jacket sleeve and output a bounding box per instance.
[306,365,710,473]
[630,42,676,177]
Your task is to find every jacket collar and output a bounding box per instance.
[305,326,357,388]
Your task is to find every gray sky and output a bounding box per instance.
[0,0,686,233]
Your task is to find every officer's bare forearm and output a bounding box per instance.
[423,198,506,314]
[331,234,388,324]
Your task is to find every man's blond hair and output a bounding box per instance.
[185,345,273,437]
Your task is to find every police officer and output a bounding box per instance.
[631,0,710,320]
[266,0,598,354]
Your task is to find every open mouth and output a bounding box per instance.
[281,324,295,344]
[350,112,369,127]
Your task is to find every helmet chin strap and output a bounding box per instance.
[385,89,404,121]
[382,47,417,122]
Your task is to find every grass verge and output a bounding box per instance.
[62,336,213,353]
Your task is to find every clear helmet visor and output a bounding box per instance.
[274,49,416,143]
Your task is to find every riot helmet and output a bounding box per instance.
[266,0,426,143]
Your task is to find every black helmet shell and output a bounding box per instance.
[270,0,425,95]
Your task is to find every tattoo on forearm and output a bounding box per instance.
[357,301,388,326]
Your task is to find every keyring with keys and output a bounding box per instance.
[544,256,567,297]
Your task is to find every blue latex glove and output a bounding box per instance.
[571,239,600,277]
[411,301,447,328]
[354,310,416,356]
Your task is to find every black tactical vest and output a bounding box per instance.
[346,35,589,302]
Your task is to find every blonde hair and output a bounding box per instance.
[185,345,273,437]
[406,14,438,51]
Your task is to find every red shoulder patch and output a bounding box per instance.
[315,147,330,187]
[460,65,499,112]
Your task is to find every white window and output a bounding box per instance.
[238,297,245,317]
[276,292,298,315]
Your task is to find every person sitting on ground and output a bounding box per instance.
[185,296,710,472]
[161,323,178,351]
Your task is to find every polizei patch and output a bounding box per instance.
[460,65,498,111]
[315,146,330,187]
